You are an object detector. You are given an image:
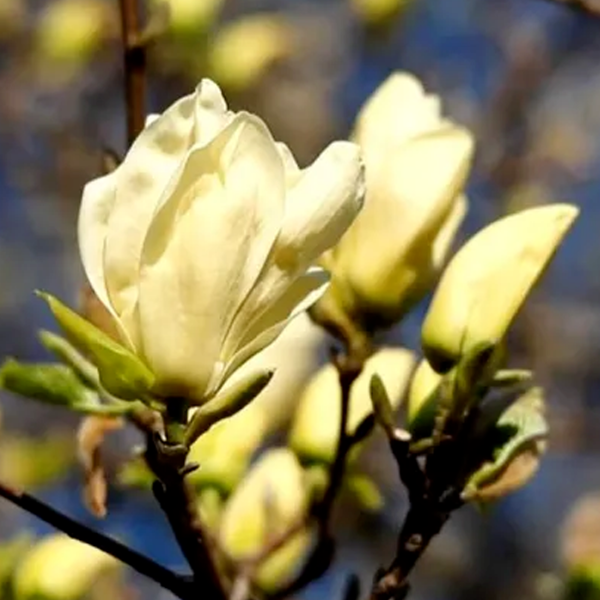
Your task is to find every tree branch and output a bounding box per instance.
[0,480,193,599]
[118,0,146,146]
[144,432,228,600]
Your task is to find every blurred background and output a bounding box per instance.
[1,0,600,598]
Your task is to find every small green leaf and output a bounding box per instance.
[346,473,384,513]
[0,359,137,417]
[39,330,98,388]
[0,359,96,408]
[463,387,548,501]
[491,369,533,389]
[185,367,275,446]
[37,292,154,400]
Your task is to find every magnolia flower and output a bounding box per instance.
[70,79,364,404]
[422,204,579,373]
[319,72,474,330]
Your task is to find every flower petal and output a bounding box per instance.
[103,80,232,324]
[353,72,443,154]
[78,173,116,313]
[137,115,285,401]
[275,140,365,272]
[334,127,474,288]
[219,267,329,388]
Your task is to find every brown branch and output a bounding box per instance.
[144,430,228,600]
[0,480,193,598]
[118,0,146,146]
[261,346,369,600]
[315,350,365,524]
[369,415,467,599]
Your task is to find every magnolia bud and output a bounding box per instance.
[155,0,223,39]
[35,0,112,68]
[13,534,120,600]
[319,73,473,332]
[208,15,294,92]
[289,348,414,464]
[422,204,579,373]
[350,0,412,29]
[218,448,313,591]
[187,404,269,494]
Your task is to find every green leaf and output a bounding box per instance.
[37,292,154,400]
[38,329,98,388]
[0,359,96,407]
[462,387,548,501]
[0,359,135,417]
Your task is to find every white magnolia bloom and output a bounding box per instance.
[78,79,364,403]
[321,72,474,328]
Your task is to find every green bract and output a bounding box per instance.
[37,291,154,401]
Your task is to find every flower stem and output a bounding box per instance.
[118,0,146,146]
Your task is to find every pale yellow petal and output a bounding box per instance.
[103,80,231,325]
[137,116,285,400]
[422,204,579,371]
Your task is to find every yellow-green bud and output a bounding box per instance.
[319,73,474,331]
[350,0,412,29]
[289,348,414,464]
[36,0,111,67]
[422,204,579,373]
[188,404,268,494]
[155,0,223,39]
[12,534,120,600]
[208,15,294,92]
[218,448,312,591]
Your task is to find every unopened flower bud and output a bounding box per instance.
[422,204,579,373]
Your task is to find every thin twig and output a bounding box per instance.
[315,350,364,524]
[262,347,368,600]
[118,0,146,145]
[0,480,192,598]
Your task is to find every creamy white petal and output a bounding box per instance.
[103,84,232,322]
[354,72,443,153]
[219,268,329,389]
[145,114,160,127]
[276,141,301,187]
[334,127,474,285]
[192,79,233,144]
[275,141,365,272]
[137,115,285,399]
[77,171,136,348]
[78,172,117,313]
[432,194,468,268]
[219,142,362,363]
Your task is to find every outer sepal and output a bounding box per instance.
[37,291,154,401]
